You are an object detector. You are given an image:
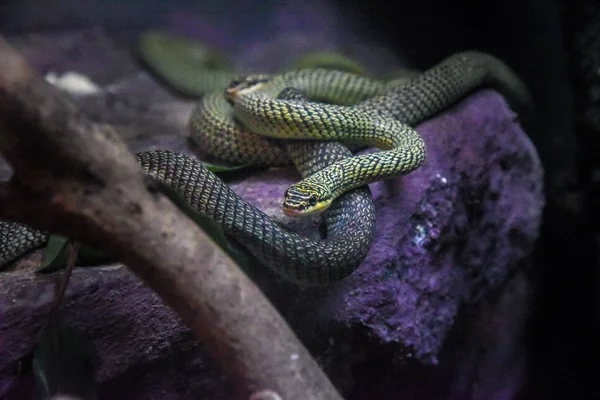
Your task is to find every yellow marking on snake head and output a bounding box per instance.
[283,182,332,217]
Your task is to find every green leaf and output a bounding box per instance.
[37,235,70,273]
[32,319,96,400]
[137,30,236,96]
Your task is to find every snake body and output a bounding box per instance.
[0,142,376,284]
[191,51,531,215]
[0,51,531,284]
[225,74,425,215]
[189,68,386,166]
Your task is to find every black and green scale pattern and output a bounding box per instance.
[0,51,531,284]
[227,51,530,211]
[0,221,48,266]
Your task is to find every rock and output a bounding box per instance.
[229,89,543,365]
[0,87,544,399]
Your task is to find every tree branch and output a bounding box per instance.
[0,36,342,400]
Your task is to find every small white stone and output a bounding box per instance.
[45,71,100,95]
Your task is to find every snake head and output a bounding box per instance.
[225,74,271,104]
[283,181,333,217]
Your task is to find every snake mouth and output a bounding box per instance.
[283,201,331,217]
[283,207,303,218]
[225,87,239,101]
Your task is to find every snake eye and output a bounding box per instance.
[308,194,318,206]
[228,77,242,89]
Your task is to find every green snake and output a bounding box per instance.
[191,51,531,216]
[0,50,531,284]
[223,72,426,215]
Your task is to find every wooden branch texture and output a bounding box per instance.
[0,36,342,400]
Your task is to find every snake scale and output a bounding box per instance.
[0,51,531,284]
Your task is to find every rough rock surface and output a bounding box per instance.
[0,86,543,399]
[0,12,544,400]
[230,89,543,365]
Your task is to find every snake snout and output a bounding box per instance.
[225,87,239,102]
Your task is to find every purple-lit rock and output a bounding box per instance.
[1,85,543,399]
[230,89,543,366]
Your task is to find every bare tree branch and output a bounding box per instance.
[0,36,342,400]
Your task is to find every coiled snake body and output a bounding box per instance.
[0,51,531,284]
